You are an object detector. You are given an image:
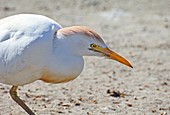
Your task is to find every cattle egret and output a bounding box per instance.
[0,14,133,115]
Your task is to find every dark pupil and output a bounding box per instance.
[92,44,96,47]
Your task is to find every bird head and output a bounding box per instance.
[57,26,133,68]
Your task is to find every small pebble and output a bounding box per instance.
[126,103,132,107]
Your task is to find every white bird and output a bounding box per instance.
[0,14,132,115]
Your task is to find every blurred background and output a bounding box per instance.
[0,0,169,115]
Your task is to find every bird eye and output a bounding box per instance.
[90,43,97,48]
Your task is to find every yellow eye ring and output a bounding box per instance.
[90,43,97,48]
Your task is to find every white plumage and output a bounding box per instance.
[0,14,132,114]
[0,14,63,85]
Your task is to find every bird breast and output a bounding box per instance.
[40,54,84,84]
[40,69,77,83]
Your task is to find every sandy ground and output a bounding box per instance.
[0,0,170,115]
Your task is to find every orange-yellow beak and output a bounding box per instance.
[94,46,133,68]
